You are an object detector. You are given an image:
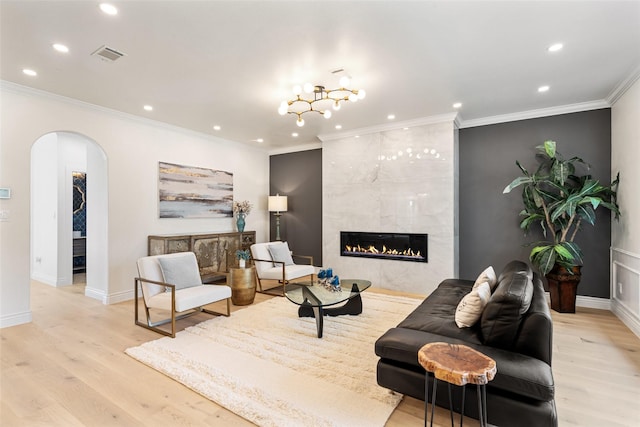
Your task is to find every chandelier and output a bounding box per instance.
[278,76,366,127]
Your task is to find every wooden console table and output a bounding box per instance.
[418,342,496,427]
[148,231,255,283]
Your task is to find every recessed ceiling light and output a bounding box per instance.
[99,3,118,15]
[452,102,462,109]
[256,138,264,143]
[538,85,550,93]
[53,43,69,53]
[22,68,37,76]
[143,105,153,111]
[548,43,563,52]
[292,132,298,137]
[213,125,221,131]
[335,124,342,130]
[387,114,395,120]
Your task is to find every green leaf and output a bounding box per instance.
[516,160,529,176]
[577,179,600,197]
[531,245,556,275]
[503,176,533,193]
[522,187,538,211]
[554,245,572,260]
[576,204,596,225]
[551,161,569,185]
[543,140,556,158]
[580,196,601,210]
[561,241,583,264]
[519,214,544,231]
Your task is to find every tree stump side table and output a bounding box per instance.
[418,342,496,427]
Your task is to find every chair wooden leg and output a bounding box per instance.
[255,273,264,292]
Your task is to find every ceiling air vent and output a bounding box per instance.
[91,45,126,62]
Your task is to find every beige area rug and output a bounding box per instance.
[125,292,421,427]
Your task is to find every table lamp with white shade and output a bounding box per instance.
[268,194,288,241]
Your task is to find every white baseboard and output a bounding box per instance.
[85,286,108,303]
[544,292,611,310]
[106,289,134,304]
[31,272,59,287]
[611,299,640,339]
[576,295,611,310]
[0,310,32,328]
[85,287,134,305]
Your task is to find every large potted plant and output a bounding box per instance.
[503,140,620,313]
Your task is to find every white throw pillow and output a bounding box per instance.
[473,266,497,291]
[455,282,491,328]
[158,253,203,290]
[268,241,294,266]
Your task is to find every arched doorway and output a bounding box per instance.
[30,131,109,300]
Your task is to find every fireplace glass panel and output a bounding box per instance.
[340,231,428,263]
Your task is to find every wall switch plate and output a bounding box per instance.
[0,210,9,221]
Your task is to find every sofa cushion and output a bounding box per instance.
[455,282,491,328]
[473,266,497,291]
[481,265,534,349]
[498,260,533,282]
[397,279,483,344]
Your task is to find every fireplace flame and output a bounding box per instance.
[344,244,422,258]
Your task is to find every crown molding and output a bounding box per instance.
[607,65,640,106]
[0,80,266,151]
[268,142,323,156]
[317,113,460,142]
[458,100,611,129]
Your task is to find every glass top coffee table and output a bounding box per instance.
[284,279,371,338]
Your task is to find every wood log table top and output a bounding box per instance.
[418,342,497,386]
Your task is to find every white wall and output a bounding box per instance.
[1,82,270,327]
[30,133,60,285]
[611,76,640,337]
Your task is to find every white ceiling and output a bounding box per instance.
[2,1,639,150]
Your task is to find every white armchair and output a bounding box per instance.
[135,251,231,337]
[250,241,315,296]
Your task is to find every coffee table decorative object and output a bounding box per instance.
[418,342,496,427]
[317,268,341,292]
[285,278,371,338]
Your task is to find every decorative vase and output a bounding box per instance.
[239,259,246,268]
[236,213,245,232]
[546,264,582,313]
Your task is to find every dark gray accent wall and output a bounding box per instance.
[269,149,323,266]
[459,109,612,298]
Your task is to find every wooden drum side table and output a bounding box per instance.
[418,342,496,427]
[227,266,256,305]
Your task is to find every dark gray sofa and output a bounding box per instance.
[375,260,557,427]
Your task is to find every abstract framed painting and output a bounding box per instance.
[158,162,233,218]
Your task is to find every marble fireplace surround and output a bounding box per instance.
[321,116,459,295]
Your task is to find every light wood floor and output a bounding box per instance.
[1,279,639,426]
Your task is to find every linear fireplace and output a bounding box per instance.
[340,231,428,263]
